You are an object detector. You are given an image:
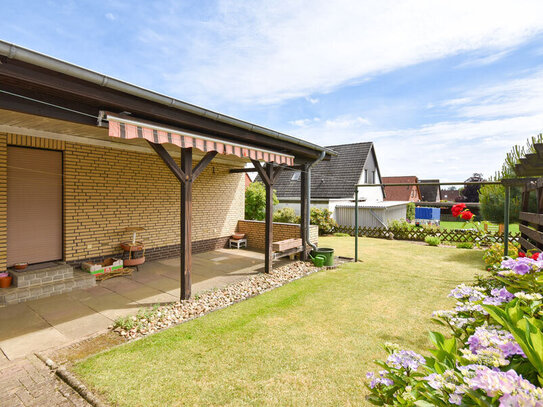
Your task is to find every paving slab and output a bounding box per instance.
[0,249,279,359]
[1,327,67,360]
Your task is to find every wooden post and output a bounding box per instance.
[264,163,274,273]
[180,148,192,300]
[251,159,282,274]
[503,185,510,257]
[147,141,216,300]
[300,164,309,260]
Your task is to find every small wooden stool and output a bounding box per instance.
[229,238,247,249]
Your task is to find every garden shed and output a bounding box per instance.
[334,201,407,228]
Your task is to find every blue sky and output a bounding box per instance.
[2,0,543,181]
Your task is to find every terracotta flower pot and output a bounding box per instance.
[232,233,245,240]
[120,242,145,252]
[14,262,28,270]
[0,276,12,288]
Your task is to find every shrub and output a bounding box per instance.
[310,208,337,235]
[366,256,543,406]
[483,242,519,268]
[424,236,441,246]
[479,184,522,224]
[406,202,415,221]
[456,242,474,249]
[272,207,300,224]
[333,232,350,237]
[388,219,414,231]
[245,182,278,221]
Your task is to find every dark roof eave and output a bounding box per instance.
[0,40,336,159]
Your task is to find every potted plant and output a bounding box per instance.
[0,272,12,288]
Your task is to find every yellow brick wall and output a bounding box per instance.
[237,220,318,251]
[0,133,245,268]
[0,134,6,271]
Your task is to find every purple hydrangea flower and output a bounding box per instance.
[465,365,543,403]
[467,326,525,360]
[366,371,394,389]
[386,350,425,371]
[448,284,486,302]
[482,287,514,306]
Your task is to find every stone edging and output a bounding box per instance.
[35,352,107,407]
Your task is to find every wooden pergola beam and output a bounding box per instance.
[147,142,215,300]
[229,164,303,173]
[250,159,285,273]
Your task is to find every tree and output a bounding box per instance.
[273,207,300,224]
[245,182,278,220]
[458,173,484,202]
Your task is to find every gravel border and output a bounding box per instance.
[113,260,321,340]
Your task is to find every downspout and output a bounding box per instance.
[306,150,326,250]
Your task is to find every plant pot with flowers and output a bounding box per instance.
[0,272,12,288]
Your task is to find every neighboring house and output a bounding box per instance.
[382,176,421,202]
[441,188,461,202]
[269,142,384,216]
[419,179,442,202]
[0,41,331,302]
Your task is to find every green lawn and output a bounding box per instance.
[439,220,519,233]
[74,237,484,406]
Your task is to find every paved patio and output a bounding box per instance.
[0,248,272,360]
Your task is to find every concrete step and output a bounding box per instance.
[10,263,74,288]
[0,270,95,306]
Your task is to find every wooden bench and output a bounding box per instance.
[272,238,305,260]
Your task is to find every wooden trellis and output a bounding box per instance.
[332,225,520,246]
[519,178,543,253]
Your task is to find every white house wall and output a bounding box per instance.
[334,204,407,227]
[357,151,383,202]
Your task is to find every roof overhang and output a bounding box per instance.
[0,40,335,162]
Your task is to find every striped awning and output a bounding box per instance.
[105,113,295,165]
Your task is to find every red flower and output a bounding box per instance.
[461,211,474,221]
[451,203,467,217]
[532,252,540,260]
[518,251,526,257]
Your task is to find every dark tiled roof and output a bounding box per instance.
[266,142,373,199]
[419,179,440,202]
[382,176,419,201]
[441,189,461,202]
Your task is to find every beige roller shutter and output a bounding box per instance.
[7,147,63,266]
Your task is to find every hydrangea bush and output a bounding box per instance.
[365,254,543,406]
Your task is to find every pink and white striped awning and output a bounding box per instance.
[105,113,295,165]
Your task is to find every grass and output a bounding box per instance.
[439,220,520,233]
[73,237,484,406]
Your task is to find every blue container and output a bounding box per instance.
[415,207,440,220]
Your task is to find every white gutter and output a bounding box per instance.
[0,40,336,158]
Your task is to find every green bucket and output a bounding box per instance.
[311,248,334,267]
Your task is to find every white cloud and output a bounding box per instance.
[144,0,543,105]
[306,97,319,104]
[287,69,543,181]
[455,49,512,68]
[105,12,116,21]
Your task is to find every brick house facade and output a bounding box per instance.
[0,40,333,299]
[0,132,246,272]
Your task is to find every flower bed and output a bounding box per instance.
[365,254,543,406]
[113,261,318,340]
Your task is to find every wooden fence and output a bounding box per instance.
[332,225,520,246]
[519,178,543,252]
